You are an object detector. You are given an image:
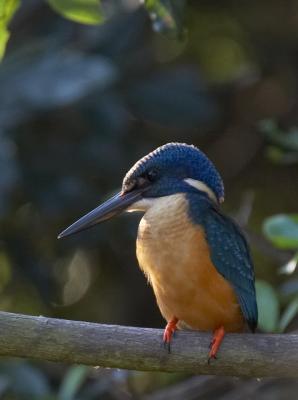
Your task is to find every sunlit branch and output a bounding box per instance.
[0,311,297,378]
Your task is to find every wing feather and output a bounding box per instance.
[188,193,258,331]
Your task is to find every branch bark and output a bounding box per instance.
[0,311,297,378]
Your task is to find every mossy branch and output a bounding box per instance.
[0,311,297,378]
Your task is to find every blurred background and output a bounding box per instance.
[0,0,298,398]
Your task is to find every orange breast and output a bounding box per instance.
[136,194,244,332]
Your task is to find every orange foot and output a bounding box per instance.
[163,317,178,353]
[208,326,225,363]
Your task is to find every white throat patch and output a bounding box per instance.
[126,198,156,212]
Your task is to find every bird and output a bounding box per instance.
[58,142,258,361]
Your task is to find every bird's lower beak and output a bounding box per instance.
[58,188,144,239]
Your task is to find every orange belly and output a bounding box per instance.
[136,194,244,332]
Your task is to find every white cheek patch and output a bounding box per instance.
[126,179,219,213]
[184,178,218,203]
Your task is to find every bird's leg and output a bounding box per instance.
[208,326,225,363]
[163,317,178,353]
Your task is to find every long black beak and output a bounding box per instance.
[58,188,144,239]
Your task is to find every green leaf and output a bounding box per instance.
[0,0,20,61]
[256,280,280,332]
[58,365,90,400]
[144,0,186,38]
[265,145,298,165]
[279,297,298,332]
[47,0,104,25]
[279,252,298,275]
[263,214,298,250]
[285,128,298,151]
[259,119,298,152]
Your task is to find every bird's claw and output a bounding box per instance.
[163,339,171,353]
[208,326,225,363]
[163,317,178,353]
[207,354,217,365]
[209,337,216,349]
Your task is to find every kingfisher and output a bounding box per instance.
[58,143,258,361]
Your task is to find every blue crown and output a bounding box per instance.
[123,143,224,202]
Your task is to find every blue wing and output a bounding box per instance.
[188,193,258,331]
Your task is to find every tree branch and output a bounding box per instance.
[0,311,297,378]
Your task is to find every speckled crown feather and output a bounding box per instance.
[122,143,224,202]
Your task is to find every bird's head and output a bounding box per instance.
[58,143,224,238]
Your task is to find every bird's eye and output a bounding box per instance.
[146,169,159,182]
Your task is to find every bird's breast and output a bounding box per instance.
[136,193,244,332]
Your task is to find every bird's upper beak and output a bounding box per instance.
[58,187,145,239]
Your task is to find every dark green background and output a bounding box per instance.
[0,0,298,398]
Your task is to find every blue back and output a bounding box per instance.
[187,192,258,331]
